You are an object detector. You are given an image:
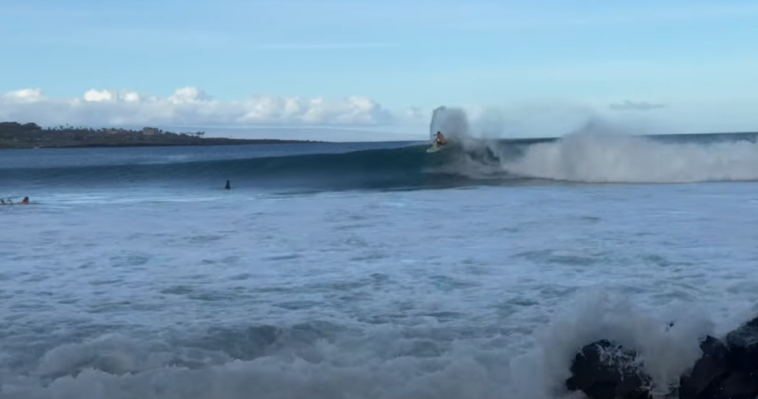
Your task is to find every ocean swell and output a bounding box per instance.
[0,143,500,192]
[3,131,758,195]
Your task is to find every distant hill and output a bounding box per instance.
[0,122,324,149]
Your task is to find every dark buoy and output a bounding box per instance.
[225,180,231,190]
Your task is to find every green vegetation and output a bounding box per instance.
[0,121,322,149]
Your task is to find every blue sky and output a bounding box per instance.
[2,0,758,139]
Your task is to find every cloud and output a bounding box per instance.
[609,100,666,111]
[4,87,757,139]
[0,87,423,128]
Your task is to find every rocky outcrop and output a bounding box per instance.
[566,339,652,399]
[566,316,758,399]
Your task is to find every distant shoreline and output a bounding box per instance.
[3,120,758,150]
[0,121,327,150]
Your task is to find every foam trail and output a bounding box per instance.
[429,106,472,140]
[501,131,758,183]
[424,106,502,180]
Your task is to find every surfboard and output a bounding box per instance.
[426,143,445,153]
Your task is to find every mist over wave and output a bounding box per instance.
[500,132,758,183]
[428,106,758,185]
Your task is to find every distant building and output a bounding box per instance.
[142,127,160,136]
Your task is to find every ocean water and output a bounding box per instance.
[2,132,758,399]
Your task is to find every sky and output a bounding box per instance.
[2,0,758,141]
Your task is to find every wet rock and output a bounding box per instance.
[679,336,730,399]
[565,339,652,399]
[568,315,758,399]
[712,370,758,399]
[676,323,758,399]
[726,317,758,371]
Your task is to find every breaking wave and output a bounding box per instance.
[2,130,758,194]
[499,132,758,184]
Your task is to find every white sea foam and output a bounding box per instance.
[501,132,758,183]
[2,182,757,398]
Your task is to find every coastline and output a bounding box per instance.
[0,121,327,150]
[4,120,758,151]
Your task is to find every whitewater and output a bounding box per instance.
[3,129,758,399]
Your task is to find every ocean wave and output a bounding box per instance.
[2,132,758,194]
[0,142,509,192]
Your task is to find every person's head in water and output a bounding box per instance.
[225,180,231,190]
[21,196,29,204]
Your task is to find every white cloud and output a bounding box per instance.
[0,87,424,128]
[3,87,758,141]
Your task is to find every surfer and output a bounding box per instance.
[434,131,448,146]
[0,196,29,205]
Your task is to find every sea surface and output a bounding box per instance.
[2,131,758,399]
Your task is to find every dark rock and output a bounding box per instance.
[565,339,652,399]
[568,315,758,399]
[679,336,731,399]
[725,317,758,371]
[713,370,758,399]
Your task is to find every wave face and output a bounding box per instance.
[0,142,488,193]
[2,131,758,194]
